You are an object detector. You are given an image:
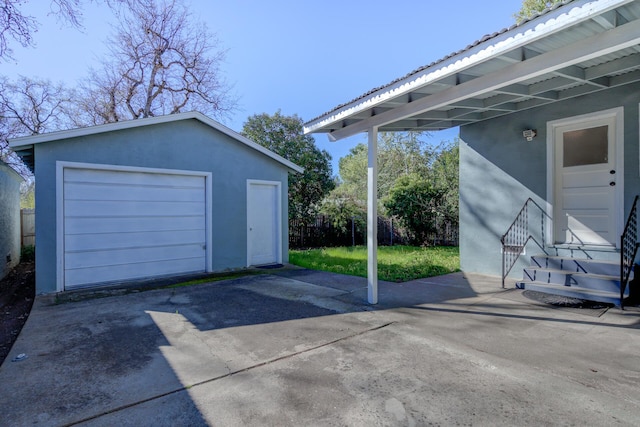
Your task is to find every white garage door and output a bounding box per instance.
[62,166,208,290]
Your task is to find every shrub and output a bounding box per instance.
[20,245,35,262]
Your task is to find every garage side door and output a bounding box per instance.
[63,167,207,289]
[247,180,281,266]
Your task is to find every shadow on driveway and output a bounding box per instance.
[1,267,639,426]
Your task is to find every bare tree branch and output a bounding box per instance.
[76,0,236,122]
[0,0,38,60]
[0,0,134,61]
[49,0,83,27]
[0,76,72,176]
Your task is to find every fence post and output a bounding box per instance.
[300,227,304,248]
[351,216,355,247]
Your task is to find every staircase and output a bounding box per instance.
[501,197,639,308]
[516,254,629,306]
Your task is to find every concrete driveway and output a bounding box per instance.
[1,267,640,426]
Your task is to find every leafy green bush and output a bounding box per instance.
[20,245,35,262]
[384,174,445,245]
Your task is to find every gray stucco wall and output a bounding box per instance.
[0,160,22,280]
[460,81,640,277]
[34,119,291,294]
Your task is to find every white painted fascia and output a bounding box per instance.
[10,111,304,174]
[303,0,635,139]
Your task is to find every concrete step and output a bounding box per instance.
[522,267,621,293]
[516,281,627,306]
[530,255,623,277]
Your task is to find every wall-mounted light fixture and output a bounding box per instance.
[522,129,537,142]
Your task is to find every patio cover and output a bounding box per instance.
[303,0,640,303]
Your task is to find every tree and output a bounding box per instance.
[430,140,459,225]
[514,0,563,23]
[241,111,334,224]
[318,192,366,238]
[0,76,71,135]
[0,0,39,60]
[76,0,235,123]
[383,141,459,246]
[319,131,431,237]
[324,133,459,245]
[331,143,368,206]
[0,75,72,176]
[326,131,432,215]
[20,179,34,208]
[0,0,130,61]
[378,132,432,197]
[384,173,446,245]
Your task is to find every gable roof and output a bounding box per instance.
[9,111,304,173]
[304,0,640,140]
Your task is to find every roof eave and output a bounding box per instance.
[303,0,636,140]
[9,112,304,174]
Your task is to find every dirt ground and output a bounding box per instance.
[0,262,35,365]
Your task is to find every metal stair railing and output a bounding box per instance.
[620,195,639,310]
[501,198,550,288]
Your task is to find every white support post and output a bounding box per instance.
[367,127,378,304]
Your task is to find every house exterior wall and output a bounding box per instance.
[33,119,290,294]
[459,81,640,277]
[0,161,22,280]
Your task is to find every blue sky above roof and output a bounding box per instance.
[4,0,527,174]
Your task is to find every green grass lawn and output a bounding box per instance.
[289,245,460,282]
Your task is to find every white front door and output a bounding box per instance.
[552,111,621,246]
[247,180,281,266]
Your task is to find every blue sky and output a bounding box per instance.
[4,0,524,174]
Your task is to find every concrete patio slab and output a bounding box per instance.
[1,269,639,426]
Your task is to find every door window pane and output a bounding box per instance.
[563,125,608,167]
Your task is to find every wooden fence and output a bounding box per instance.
[289,215,458,249]
[21,208,35,247]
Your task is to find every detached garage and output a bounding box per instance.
[10,112,302,294]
